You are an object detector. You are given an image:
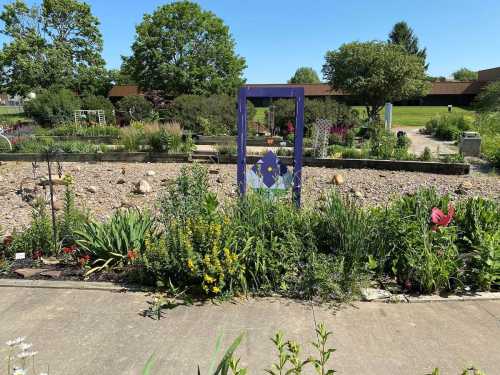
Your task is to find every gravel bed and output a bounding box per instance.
[0,161,498,234]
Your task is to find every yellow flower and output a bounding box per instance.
[212,286,221,294]
[187,259,195,272]
[62,174,74,185]
[204,274,215,284]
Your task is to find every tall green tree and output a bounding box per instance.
[0,0,107,96]
[322,41,430,120]
[288,67,321,84]
[388,21,428,69]
[452,68,478,81]
[475,81,500,112]
[125,1,246,97]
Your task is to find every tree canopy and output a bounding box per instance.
[475,81,500,112]
[452,68,478,81]
[124,1,246,97]
[288,67,321,84]
[0,0,108,96]
[388,21,428,69]
[322,41,430,120]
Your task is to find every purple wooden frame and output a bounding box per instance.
[237,86,305,207]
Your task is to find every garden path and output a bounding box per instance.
[0,285,499,375]
[393,126,458,156]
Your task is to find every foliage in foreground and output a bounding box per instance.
[141,323,485,375]
[1,165,499,299]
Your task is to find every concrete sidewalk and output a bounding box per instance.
[0,286,499,375]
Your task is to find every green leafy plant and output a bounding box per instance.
[75,209,154,274]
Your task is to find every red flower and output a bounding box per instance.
[33,250,43,260]
[287,121,295,134]
[127,250,138,261]
[431,203,455,231]
[3,236,13,247]
[63,247,75,254]
[78,255,91,267]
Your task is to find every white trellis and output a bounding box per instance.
[312,118,331,158]
[74,110,106,127]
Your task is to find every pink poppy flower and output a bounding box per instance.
[431,203,455,231]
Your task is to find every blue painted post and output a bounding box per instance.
[237,88,247,196]
[293,89,305,207]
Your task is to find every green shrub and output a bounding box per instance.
[47,124,120,137]
[369,129,397,159]
[273,98,359,136]
[119,121,193,153]
[372,189,461,293]
[117,95,153,123]
[473,113,500,167]
[12,137,104,153]
[8,198,54,257]
[475,81,500,113]
[24,87,81,126]
[420,147,432,161]
[425,115,472,141]
[455,197,500,290]
[216,143,237,155]
[81,95,116,125]
[162,95,255,135]
[75,209,154,271]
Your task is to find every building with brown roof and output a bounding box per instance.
[107,67,499,107]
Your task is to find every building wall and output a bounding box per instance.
[478,67,500,82]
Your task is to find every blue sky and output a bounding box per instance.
[1,0,500,83]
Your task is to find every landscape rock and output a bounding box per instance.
[87,186,98,193]
[354,190,364,199]
[40,270,63,279]
[38,176,67,186]
[332,174,344,185]
[360,288,392,301]
[41,257,60,266]
[133,180,152,194]
[14,268,48,278]
[146,170,156,177]
[116,178,126,184]
[455,181,473,195]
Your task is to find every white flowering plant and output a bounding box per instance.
[5,337,48,375]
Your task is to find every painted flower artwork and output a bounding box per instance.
[248,151,293,193]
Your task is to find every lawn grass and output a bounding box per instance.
[254,105,476,127]
[353,106,476,127]
[0,106,28,124]
[254,107,267,123]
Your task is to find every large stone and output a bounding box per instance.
[87,186,98,193]
[360,288,392,301]
[14,268,48,278]
[38,176,67,186]
[455,181,473,195]
[133,180,152,194]
[332,174,344,185]
[40,270,63,279]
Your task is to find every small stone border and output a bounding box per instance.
[1,279,498,304]
[0,152,470,174]
[403,292,500,304]
[0,278,138,292]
